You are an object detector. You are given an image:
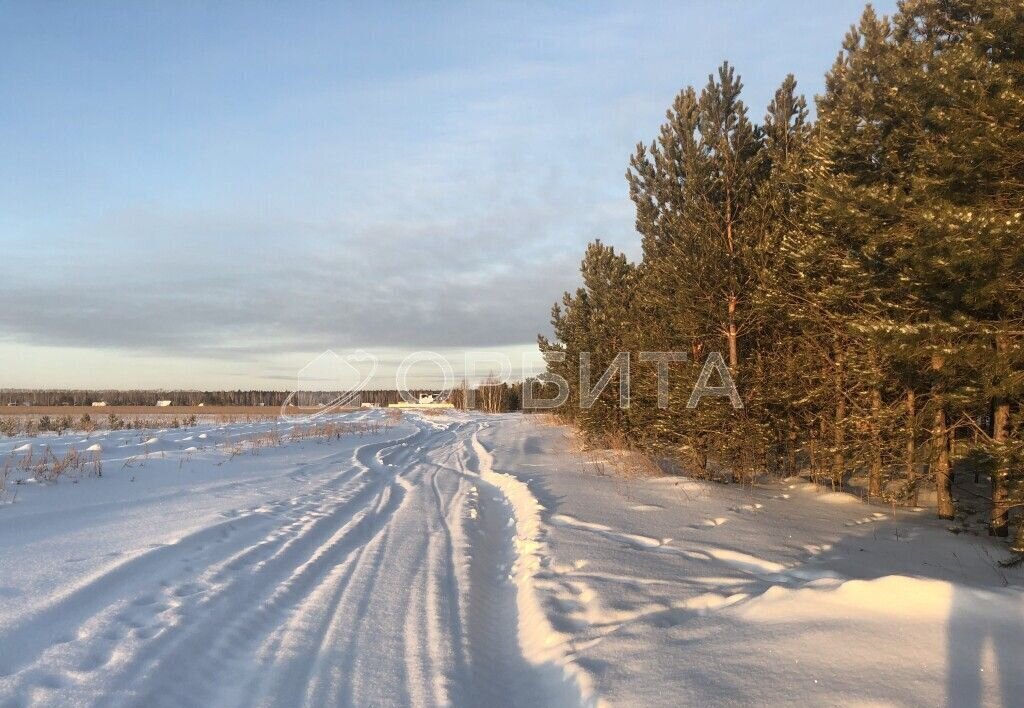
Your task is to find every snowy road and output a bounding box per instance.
[0,411,1021,708]
[0,414,586,708]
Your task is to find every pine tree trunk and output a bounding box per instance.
[723,173,738,373]
[932,406,954,520]
[1013,515,1024,554]
[990,333,1011,537]
[869,385,883,498]
[832,346,845,490]
[808,434,817,483]
[931,354,955,520]
[906,389,918,506]
[867,348,883,498]
[727,295,738,372]
[786,416,798,476]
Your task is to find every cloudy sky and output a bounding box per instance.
[0,0,894,389]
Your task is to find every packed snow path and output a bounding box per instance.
[0,411,1021,707]
[0,414,586,707]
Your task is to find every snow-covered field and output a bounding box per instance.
[0,411,1020,707]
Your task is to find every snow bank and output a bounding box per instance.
[471,431,601,707]
[739,574,997,622]
[479,416,1024,708]
[0,412,1018,708]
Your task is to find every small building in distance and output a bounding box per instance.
[388,393,454,410]
[91,401,108,407]
[155,400,172,407]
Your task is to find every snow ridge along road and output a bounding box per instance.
[0,412,592,708]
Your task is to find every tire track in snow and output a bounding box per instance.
[0,433,398,683]
[0,415,596,708]
[0,427,419,707]
[465,428,596,707]
[111,431,422,707]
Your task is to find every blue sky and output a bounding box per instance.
[0,0,896,389]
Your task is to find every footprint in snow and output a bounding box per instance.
[31,672,65,690]
[550,513,667,549]
[77,649,112,672]
[134,624,163,640]
[844,512,890,527]
[100,627,123,642]
[173,582,205,598]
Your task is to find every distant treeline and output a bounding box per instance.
[541,1,1024,550]
[0,389,353,407]
[0,385,527,412]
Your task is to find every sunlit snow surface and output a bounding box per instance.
[0,411,1020,707]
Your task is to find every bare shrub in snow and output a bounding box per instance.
[290,421,379,443]
[246,427,284,455]
[28,447,95,482]
[0,458,9,502]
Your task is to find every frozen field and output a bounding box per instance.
[0,411,1020,707]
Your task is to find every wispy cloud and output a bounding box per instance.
[0,0,893,387]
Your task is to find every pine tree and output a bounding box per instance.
[890,0,1024,528]
[541,0,1024,542]
[540,241,636,443]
